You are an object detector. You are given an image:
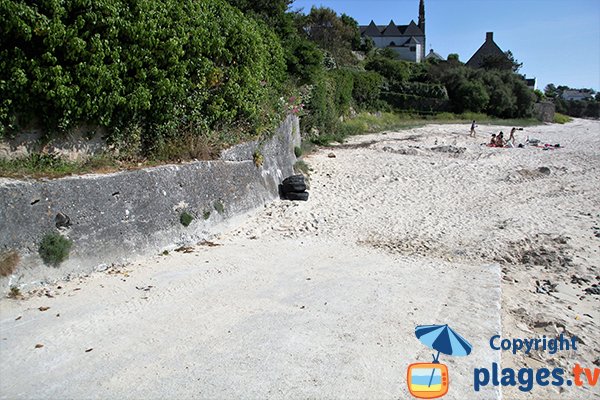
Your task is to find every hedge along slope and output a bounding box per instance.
[0,0,285,155]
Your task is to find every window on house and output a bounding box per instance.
[410,46,416,52]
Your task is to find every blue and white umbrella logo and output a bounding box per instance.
[414,324,473,389]
[415,324,473,362]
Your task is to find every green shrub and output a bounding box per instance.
[351,71,383,109]
[381,92,449,113]
[294,146,303,158]
[434,112,456,120]
[180,211,194,227]
[431,67,535,118]
[365,56,411,82]
[334,112,422,142]
[389,81,448,100]
[454,81,490,113]
[203,210,211,220]
[253,150,264,167]
[0,153,118,179]
[213,200,225,214]
[283,36,323,84]
[328,69,354,114]
[8,286,21,299]
[301,71,339,138]
[553,113,572,124]
[38,232,72,267]
[0,0,285,156]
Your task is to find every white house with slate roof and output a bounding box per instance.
[360,0,426,62]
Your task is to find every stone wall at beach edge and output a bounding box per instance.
[0,115,301,294]
[533,102,556,123]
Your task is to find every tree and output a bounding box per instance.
[544,83,558,99]
[533,89,545,102]
[351,71,383,108]
[480,50,522,73]
[224,0,293,36]
[512,77,535,117]
[505,50,523,73]
[455,81,489,113]
[302,7,359,65]
[361,36,375,53]
[379,47,400,60]
[482,72,516,117]
[365,57,411,83]
[283,35,323,83]
[340,14,361,50]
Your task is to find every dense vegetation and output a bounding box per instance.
[1,0,285,157]
[1,0,542,165]
[543,84,599,119]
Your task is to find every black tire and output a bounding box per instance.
[282,182,307,193]
[285,191,309,201]
[282,175,305,185]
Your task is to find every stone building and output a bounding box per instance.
[359,0,426,62]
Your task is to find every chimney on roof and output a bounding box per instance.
[486,32,494,42]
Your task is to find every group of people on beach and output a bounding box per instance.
[470,120,518,148]
[489,128,517,148]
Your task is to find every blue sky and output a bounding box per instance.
[291,0,600,92]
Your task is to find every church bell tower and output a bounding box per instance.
[418,0,425,32]
[418,0,426,60]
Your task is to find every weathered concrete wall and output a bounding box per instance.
[0,115,300,293]
[533,101,556,123]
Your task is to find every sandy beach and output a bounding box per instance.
[1,119,599,399]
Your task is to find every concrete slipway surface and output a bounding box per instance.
[8,120,600,399]
[0,239,500,399]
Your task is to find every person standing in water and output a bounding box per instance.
[470,120,477,137]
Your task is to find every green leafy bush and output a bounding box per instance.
[365,57,411,83]
[426,64,535,118]
[351,71,383,109]
[381,92,449,113]
[301,71,339,138]
[213,200,225,214]
[38,232,72,267]
[389,82,448,100]
[283,36,323,84]
[180,211,194,227]
[328,69,354,114]
[0,153,118,179]
[454,81,490,113]
[553,113,572,124]
[0,0,285,156]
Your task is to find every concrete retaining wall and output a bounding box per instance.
[533,102,556,123]
[0,115,300,293]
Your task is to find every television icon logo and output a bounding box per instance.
[407,362,449,399]
[407,324,472,399]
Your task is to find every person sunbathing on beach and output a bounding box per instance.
[489,134,497,146]
[495,132,505,147]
